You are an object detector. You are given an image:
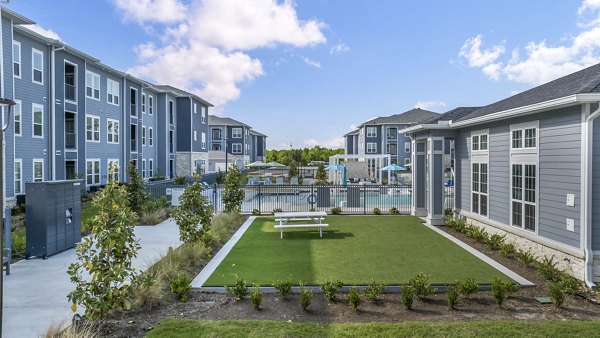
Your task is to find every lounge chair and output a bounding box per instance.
[276,177,284,185]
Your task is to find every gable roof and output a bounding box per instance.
[208,115,251,128]
[360,108,439,127]
[154,85,213,107]
[344,129,360,137]
[421,107,481,124]
[250,130,267,137]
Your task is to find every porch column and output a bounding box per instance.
[412,140,427,216]
[427,137,445,225]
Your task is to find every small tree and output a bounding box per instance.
[222,165,245,213]
[288,161,299,179]
[315,163,328,185]
[171,174,213,243]
[126,160,148,216]
[216,168,224,184]
[67,179,147,320]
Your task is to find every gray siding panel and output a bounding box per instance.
[593,118,600,249]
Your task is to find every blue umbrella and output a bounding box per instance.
[325,164,347,186]
[382,163,407,171]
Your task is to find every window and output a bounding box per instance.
[107,119,119,144]
[366,142,377,153]
[212,128,222,140]
[472,162,488,216]
[511,123,537,150]
[386,143,397,154]
[512,164,537,232]
[142,93,146,113]
[149,127,153,146]
[404,141,411,153]
[212,143,222,151]
[86,71,100,100]
[32,104,43,137]
[142,126,146,146]
[130,88,137,116]
[404,158,411,165]
[65,112,77,150]
[33,160,44,182]
[232,127,242,138]
[107,79,120,105]
[387,127,397,139]
[202,132,206,149]
[471,131,488,151]
[194,103,197,114]
[193,130,197,142]
[86,115,100,142]
[130,125,137,152]
[201,107,206,123]
[366,127,377,138]
[64,62,76,102]
[32,49,43,84]
[108,159,119,182]
[149,159,154,178]
[14,159,22,194]
[148,95,153,115]
[13,41,20,78]
[232,143,242,154]
[86,160,100,185]
[169,100,174,124]
[142,159,147,179]
[14,100,21,136]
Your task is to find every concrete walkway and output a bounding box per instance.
[3,218,182,338]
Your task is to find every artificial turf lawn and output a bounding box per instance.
[204,216,511,286]
[147,319,600,337]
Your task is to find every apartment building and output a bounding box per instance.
[207,116,266,172]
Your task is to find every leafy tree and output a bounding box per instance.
[171,174,213,243]
[126,160,148,216]
[266,146,344,165]
[315,163,328,185]
[67,179,148,320]
[288,161,299,178]
[222,165,245,213]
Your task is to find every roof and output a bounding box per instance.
[359,108,439,127]
[457,63,600,122]
[343,129,359,137]
[1,7,35,25]
[154,85,214,107]
[250,130,267,137]
[208,115,251,128]
[421,107,481,124]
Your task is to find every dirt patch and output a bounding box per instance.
[94,222,600,337]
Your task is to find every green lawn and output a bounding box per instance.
[147,319,600,337]
[205,216,510,286]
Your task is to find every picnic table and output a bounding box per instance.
[273,211,329,239]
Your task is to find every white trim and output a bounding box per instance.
[232,127,242,138]
[64,110,78,151]
[148,94,154,115]
[366,126,377,138]
[366,142,377,154]
[14,159,23,195]
[149,158,154,178]
[107,158,119,182]
[142,159,147,179]
[107,78,120,106]
[232,143,242,154]
[149,127,153,147]
[471,161,489,218]
[31,48,44,85]
[31,103,44,138]
[107,118,119,144]
[404,141,410,153]
[86,159,101,186]
[582,103,600,287]
[63,60,78,104]
[130,87,138,117]
[85,70,100,100]
[13,99,21,136]
[142,125,146,146]
[510,120,539,153]
[32,159,44,182]
[142,93,146,114]
[85,114,100,142]
[12,40,21,79]
[471,128,489,153]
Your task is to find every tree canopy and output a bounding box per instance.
[266,146,343,165]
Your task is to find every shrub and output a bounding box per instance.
[348,286,361,312]
[224,275,248,300]
[250,284,263,310]
[125,161,148,216]
[251,209,261,216]
[517,250,536,267]
[273,208,283,214]
[444,215,456,229]
[470,227,489,244]
[537,256,560,281]
[447,283,460,310]
[273,278,293,299]
[11,228,25,257]
[67,179,149,320]
[222,166,245,213]
[140,210,167,226]
[299,282,313,311]
[408,273,435,300]
[548,282,565,308]
[363,280,385,302]
[171,175,213,244]
[487,234,506,250]
[170,273,192,302]
[389,207,400,215]
[559,275,581,295]
[330,207,342,215]
[309,208,316,212]
[322,279,343,302]
[372,208,381,215]
[500,243,516,257]
[400,284,415,310]
[454,219,467,233]
[458,277,478,299]
[490,278,520,306]
[174,176,187,185]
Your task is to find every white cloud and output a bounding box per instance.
[330,42,349,55]
[114,0,327,107]
[458,2,600,85]
[414,100,447,111]
[304,137,344,149]
[274,142,292,150]
[301,56,321,68]
[26,24,61,40]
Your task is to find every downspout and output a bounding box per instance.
[189,96,193,174]
[50,44,66,181]
[583,103,600,287]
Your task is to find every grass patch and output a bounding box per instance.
[147,319,600,337]
[205,216,509,286]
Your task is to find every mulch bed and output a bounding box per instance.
[96,221,600,337]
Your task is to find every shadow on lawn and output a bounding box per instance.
[277,230,355,241]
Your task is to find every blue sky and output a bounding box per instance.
[7,0,599,149]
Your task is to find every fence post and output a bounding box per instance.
[213,183,218,213]
[258,185,262,214]
[363,185,366,215]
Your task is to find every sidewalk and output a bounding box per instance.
[3,218,182,338]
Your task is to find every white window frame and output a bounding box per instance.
[86,159,101,186]
[107,159,119,182]
[471,129,489,152]
[232,143,242,154]
[13,41,21,79]
[107,79,120,105]
[366,126,377,138]
[169,100,174,124]
[193,103,197,114]
[33,159,44,182]
[366,142,377,154]
[142,93,146,113]
[201,106,206,123]
[511,121,538,152]
[149,159,154,178]
[86,70,100,100]
[148,95,154,115]
[202,132,206,149]
[193,130,197,142]
[404,141,411,153]
[142,159,147,179]
[142,125,146,146]
[32,48,43,85]
[32,103,44,138]
[14,100,21,136]
[404,158,411,165]
[107,118,119,144]
[232,127,242,138]
[14,159,23,194]
[149,127,153,147]
[86,115,100,142]
[471,162,489,217]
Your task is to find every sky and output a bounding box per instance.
[7,0,600,149]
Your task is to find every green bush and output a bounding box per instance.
[224,275,248,300]
[517,250,536,267]
[454,219,467,233]
[330,207,342,215]
[299,282,313,311]
[222,166,245,213]
[11,228,25,257]
[447,283,460,310]
[458,277,478,299]
[443,215,456,229]
[170,273,192,302]
[400,284,415,310]
[251,209,261,216]
[487,234,506,250]
[490,278,520,306]
[548,282,565,308]
[559,275,581,295]
[273,278,293,299]
[348,286,361,312]
[537,256,560,281]
[372,208,381,215]
[125,161,149,216]
[174,176,187,185]
[389,207,400,215]
[363,280,385,302]
[469,226,489,244]
[171,175,213,244]
[408,273,435,300]
[500,243,516,257]
[250,284,263,310]
[322,279,343,302]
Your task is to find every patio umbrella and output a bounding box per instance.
[382,163,407,185]
[266,161,285,178]
[325,164,347,186]
[246,161,268,177]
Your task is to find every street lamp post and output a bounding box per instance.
[0,98,16,336]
